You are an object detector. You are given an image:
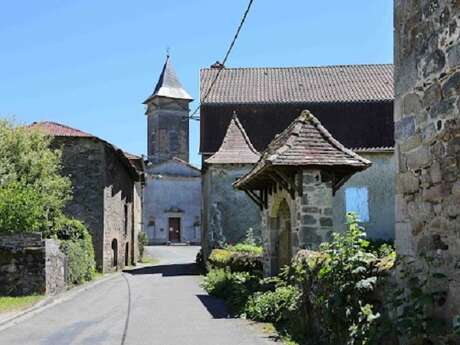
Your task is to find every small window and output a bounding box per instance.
[345,187,369,222]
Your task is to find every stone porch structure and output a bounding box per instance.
[235,110,371,275]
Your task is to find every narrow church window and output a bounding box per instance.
[345,187,369,222]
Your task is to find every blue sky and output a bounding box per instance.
[0,1,393,166]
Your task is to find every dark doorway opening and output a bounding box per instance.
[168,217,181,242]
[277,199,292,272]
[125,242,129,267]
[111,239,118,268]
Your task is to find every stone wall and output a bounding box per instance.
[103,145,136,272]
[395,0,460,322]
[54,137,105,270]
[262,169,334,275]
[202,164,261,258]
[333,151,395,241]
[0,233,66,296]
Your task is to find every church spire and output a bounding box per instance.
[143,55,193,104]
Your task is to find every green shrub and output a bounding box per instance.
[201,269,260,313]
[0,119,71,234]
[225,243,263,256]
[208,246,263,274]
[47,215,90,241]
[229,252,263,274]
[208,249,233,269]
[138,231,148,260]
[59,221,95,285]
[244,286,301,323]
[284,213,395,345]
[0,181,47,233]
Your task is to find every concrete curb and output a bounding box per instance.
[0,272,121,332]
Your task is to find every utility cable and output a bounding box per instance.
[187,0,255,121]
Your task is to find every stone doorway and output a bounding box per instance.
[276,199,292,272]
[125,242,129,267]
[277,199,292,269]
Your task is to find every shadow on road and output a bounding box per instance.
[123,263,199,277]
[196,295,231,319]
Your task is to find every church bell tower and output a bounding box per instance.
[143,55,193,164]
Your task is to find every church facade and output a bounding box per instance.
[143,56,201,244]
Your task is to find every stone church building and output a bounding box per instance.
[143,56,201,244]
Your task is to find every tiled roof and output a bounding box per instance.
[144,55,193,103]
[201,64,393,104]
[234,110,371,189]
[205,113,260,164]
[29,121,94,137]
[28,121,143,180]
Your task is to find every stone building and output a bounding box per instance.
[200,64,395,242]
[394,0,460,324]
[143,56,201,244]
[29,121,143,272]
[235,110,371,275]
[144,158,201,244]
[202,113,261,257]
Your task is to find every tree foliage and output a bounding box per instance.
[0,119,71,233]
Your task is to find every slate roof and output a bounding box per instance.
[29,121,94,137]
[234,110,371,190]
[201,64,393,104]
[144,55,193,103]
[205,113,260,164]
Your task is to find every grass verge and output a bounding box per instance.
[0,295,45,314]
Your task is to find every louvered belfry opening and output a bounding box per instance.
[234,110,371,275]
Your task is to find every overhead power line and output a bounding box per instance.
[188,0,255,121]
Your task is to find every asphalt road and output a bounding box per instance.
[0,246,279,345]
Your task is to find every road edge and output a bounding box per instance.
[0,272,121,332]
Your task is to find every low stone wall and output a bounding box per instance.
[0,233,66,296]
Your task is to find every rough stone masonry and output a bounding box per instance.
[0,233,66,296]
[394,0,460,321]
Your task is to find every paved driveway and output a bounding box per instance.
[0,246,279,345]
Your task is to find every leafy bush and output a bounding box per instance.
[229,252,263,274]
[138,231,148,260]
[201,269,260,313]
[0,119,71,234]
[60,221,95,285]
[208,247,263,275]
[46,215,89,241]
[244,286,301,323]
[225,243,263,256]
[283,213,395,345]
[208,249,233,269]
[0,181,47,233]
